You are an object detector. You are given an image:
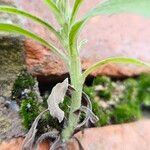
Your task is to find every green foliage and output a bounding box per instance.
[83,86,95,100]
[84,76,113,126]
[93,76,112,100]
[20,96,62,131]
[12,71,35,102]
[137,74,150,106]
[37,112,62,134]
[84,74,150,127]
[82,57,149,81]
[98,90,112,100]
[13,72,35,90]
[93,76,111,86]
[18,77,71,130]
[92,101,111,126]
[0,0,150,142]
[0,6,57,35]
[85,0,150,19]
[59,96,71,118]
[123,78,138,103]
[70,0,83,24]
[20,98,40,129]
[111,104,141,124]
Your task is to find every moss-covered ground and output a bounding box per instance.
[13,72,150,131]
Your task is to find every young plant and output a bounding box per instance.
[0,0,150,148]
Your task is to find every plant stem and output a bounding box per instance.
[62,49,83,142]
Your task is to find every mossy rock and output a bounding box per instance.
[0,1,24,97]
[0,112,11,134]
[16,72,71,131]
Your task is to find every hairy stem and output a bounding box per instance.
[62,49,83,141]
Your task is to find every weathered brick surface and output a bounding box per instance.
[12,0,150,80]
[0,119,150,150]
[70,119,150,150]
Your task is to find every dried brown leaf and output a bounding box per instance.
[47,78,68,123]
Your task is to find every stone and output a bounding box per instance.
[0,0,25,142]
[0,96,25,142]
[0,119,150,150]
[71,119,150,150]
[12,0,150,81]
[0,0,24,97]
[0,138,50,150]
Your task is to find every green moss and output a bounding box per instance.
[12,71,35,103]
[37,112,61,134]
[93,76,112,100]
[123,78,138,103]
[18,73,150,131]
[111,104,141,124]
[93,76,111,86]
[137,74,150,106]
[83,74,150,127]
[92,101,111,126]
[59,96,71,118]
[98,90,112,100]
[83,86,95,100]
[20,98,40,129]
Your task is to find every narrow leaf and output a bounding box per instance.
[44,0,60,16]
[70,0,84,25]
[47,78,68,123]
[0,6,60,39]
[44,0,64,25]
[0,23,67,61]
[85,0,150,19]
[69,19,85,55]
[82,57,150,81]
[70,0,150,54]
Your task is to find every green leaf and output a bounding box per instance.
[0,6,60,39]
[69,0,85,53]
[70,0,150,54]
[70,0,84,25]
[44,0,64,25]
[69,19,85,55]
[82,57,150,81]
[44,0,60,16]
[85,0,150,19]
[0,23,67,61]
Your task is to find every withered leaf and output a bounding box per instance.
[47,78,68,123]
